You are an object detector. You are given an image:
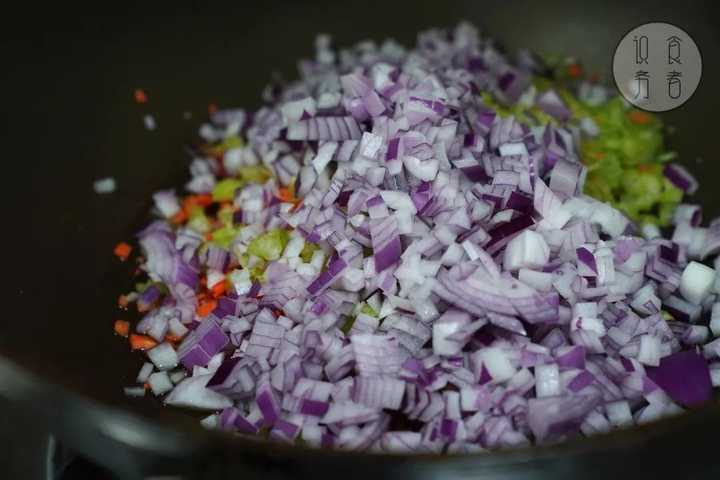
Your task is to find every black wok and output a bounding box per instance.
[3,1,720,478]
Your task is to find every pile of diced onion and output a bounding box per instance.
[124,23,720,453]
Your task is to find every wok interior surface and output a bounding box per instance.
[3,1,720,478]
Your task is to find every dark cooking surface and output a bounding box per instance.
[0,397,117,479]
[3,1,720,479]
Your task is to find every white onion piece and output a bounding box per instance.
[684,325,709,345]
[432,310,471,356]
[571,302,605,336]
[679,261,716,305]
[673,204,701,226]
[581,410,611,436]
[688,228,708,259]
[359,132,384,159]
[168,317,189,338]
[477,347,516,383]
[534,363,559,397]
[671,223,693,250]
[710,364,720,387]
[124,386,147,397]
[148,371,173,395]
[137,362,154,383]
[147,342,179,371]
[152,190,180,218]
[222,148,242,175]
[605,400,633,428]
[379,191,416,213]
[637,335,661,366]
[280,97,317,123]
[206,270,225,289]
[165,374,233,410]
[641,223,661,240]
[503,230,550,271]
[318,92,341,109]
[395,210,414,234]
[441,243,465,266]
[169,370,187,384]
[462,240,483,261]
[589,203,628,238]
[630,284,661,315]
[200,414,220,430]
[534,180,571,229]
[93,177,116,194]
[339,267,365,292]
[312,141,339,174]
[711,303,720,337]
[518,269,554,292]
[636,403,666,425]
[229,269,252,295]
[434,225,457,245]
[284,236,305,258]
[498,142,528,157]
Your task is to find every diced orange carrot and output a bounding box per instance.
[113,242,132,261]
[638,163,653,172]
[114,320,130,337]
[196,193,213,206]
[567,63,583,78]
[277,187,295,202]
[205,232,213,241]
[180,199,195,213]
[588,151,606,160]
[197,299,217,317]
[134,88,148,104]
[165,334,184,343]
[629,110,652,125]
[209,281,227,298]
[170,209,188,225]
[180,198,195,213]
[118,294,130,309]
[208,103,218,115]
[182,194,213,212]
[289,200,303,213]
[129,334,158,351]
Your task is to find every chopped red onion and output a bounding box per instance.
[125,22,720,453]
[646,350,712,407]
[177,316,229,370]
[664,163,698,195]
[535,89,570,122]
